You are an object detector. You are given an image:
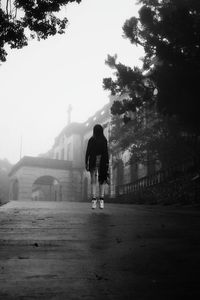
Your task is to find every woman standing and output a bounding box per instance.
[85,124,109,209]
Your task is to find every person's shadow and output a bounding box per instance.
[85,211,112,295]
[87,212,111,252]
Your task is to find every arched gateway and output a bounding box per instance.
[9,156,82,202]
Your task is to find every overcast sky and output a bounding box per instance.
[0,0,144,164]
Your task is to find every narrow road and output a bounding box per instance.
[0,201,200,299]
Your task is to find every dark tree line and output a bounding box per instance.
[103,0,200,168]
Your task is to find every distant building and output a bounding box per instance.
[43,94,149,201]
[9,96,159,202]
[43,102,110,200]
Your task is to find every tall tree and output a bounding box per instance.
[123,0,200,131]
[0,0,82,62]
[103,0,200,169]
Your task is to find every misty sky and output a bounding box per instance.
[0,0,144,164]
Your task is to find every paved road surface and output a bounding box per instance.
[0,200,200,299]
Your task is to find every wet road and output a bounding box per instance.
[0,200,200,299]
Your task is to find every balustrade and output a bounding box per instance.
[116,159,197,199]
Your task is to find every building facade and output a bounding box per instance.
[45,102,111,201]
[42,94,150,201]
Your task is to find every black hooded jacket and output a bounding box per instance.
[85,134,109,184]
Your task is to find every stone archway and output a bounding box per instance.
[32,176,61,201]
[9,156,82,201]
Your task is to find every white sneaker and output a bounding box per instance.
[99,199,104,209]
[91,199,97,209]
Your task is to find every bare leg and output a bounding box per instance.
[91,171,97,198]
[99,183,105,209]
[99,183,105,199]
[90,171,98,209]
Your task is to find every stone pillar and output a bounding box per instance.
[17,175,33,201]
[109,155,115,198]
[58,169,74,201]
[72,169,83,202]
